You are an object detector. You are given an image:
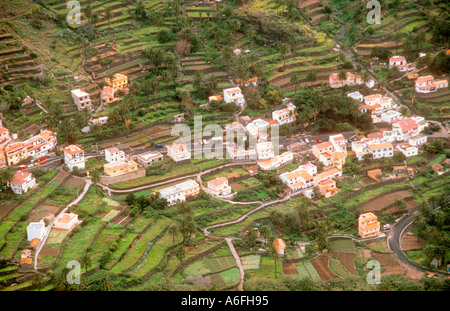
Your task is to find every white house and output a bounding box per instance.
[367,142,394,159]
[389,56,408,72]
[347,91,364,102]
[62,145,85,171]
[246,119,269,138]
[223,87,245,107]
[256,142,275,160]
[22,130,57,159]
[158,180,200,205]
[105,147,126,163]
[415,75,448,93]
[279,168,314,191]
[166,143,191,162]
[272,103,295,125]
[8,171,37,195]
[381,110,402,123]
[70,89,93,111]
[26,220,46,241]
[329,134,347,154]
[53,213,79,231]
[397,143,418,157]
[408,135,427,147]
[207,177,232,198]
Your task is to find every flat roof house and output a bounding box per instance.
[358,212,380,238]
[136,151,163,167]
[54,213,79,231]
[71,89,93,111]
[166,143,191,162]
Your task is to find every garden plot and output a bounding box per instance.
[29,205,60,222]
[401,233,425,251]
[295,261,321,281]
[184,260,212,277]
[240,255,261,270]
[283,262,299,276]
[311,256,340,281]
[46,229,70,245]
[371,252,405,276]
[360,190,413,212]
[329,239,356,254]
[203,256,236,273]
[101,209,121,222]
[329,252,358,276]
[219,267,240,287]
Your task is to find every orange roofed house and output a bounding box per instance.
[8,171,36,194]
[5,142,28,166]
[274,238,286,256]
[389,55,408,72]
[207,177,232,198]
[105,73,128,91]
[329,72,363,88]
[62,145,85,171]
[53,213,79,231]
[358,212,380,238]
[318,179,340,198]
[415,75,448,93]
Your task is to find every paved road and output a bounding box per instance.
[226,238,244,291]
[387,208,449,277]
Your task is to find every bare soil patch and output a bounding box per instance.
[401,232,425,251]
[40,248,58,256]
[371,252,405,276]
[311,255,340,281]
[0,202,18,218]
[30,205,60,222]
[230,182,246,192]
[282,262,299,276]
[360,190,412,212]
[63,177,85,188]
[330,252,358,276]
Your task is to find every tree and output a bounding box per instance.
[394,199,407,212]
[175,245,187,264]
[269,242,280,279]
[306,70,317,87]
[161,70,171,96]
[168,223,179,246]
[90,170,101,194]
[338,70,347,87]
[259,224,272,244]
[80,253,92,273]
[279,43,290,69]
[290,73,300,94]
[0,167,14,189]
[32,273,45,291]
[105,7,112,30]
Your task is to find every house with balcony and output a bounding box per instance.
[207,177,232,198]
[5,142,28,166]
[158,179,200,205]
[415,75,448,93]
[246,119,269,139]
[53,213,80,231]
[104,159,139,177]
[396,143,418,158]
[101,86,115,103]
[105,147,126,163]
[0,148,6,168]
[329,72,363,88]
[223,87,245,107]
[62,145,85,171]
[256,141,275,160]
[8,171,36,195]
[166,143,191,162]
[279,168,314,191]
[22,130,57,159]
[318,179,340,198]
[313,168,342,186]
[358,212,380,238]
[71,89,93,111]
[0,124,11,147]
[329,134,347,154]
[389,55,408,72]
[272,103,295,125]
[367,142,394,159]
[105,73,129,91]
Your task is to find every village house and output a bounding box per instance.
[135,151,163,167]
[8,171,37,195]
[158,179,200,205]
[226,143,257,161]
[4,142,28,166]
[313,168,342,186]
[91,116,108,126]
[367,168,382,182]
[208,95,222,103]
[358,212,380,238]
[70,89,93,111]
[101,86,115,103]
[431,163,444,175]
[272,103,296,125]
[62,144,85,171]
[105,73,128,91]
[347,91,364,102]
[415,75,448,93]
[0,148,6,168]
[26,220,46,241]
[408,134,427,147]
[331,151,346,169]
[381,110,402,123]
[22,130,57,159]
[166,143,191,162]
[312,141,334,165]
[396,143,418,158]
[103,159,139,177]
[256,141,275,160]
[53,213,79,231]
[329,134,347,154]
[389,55,408,72]
[236,77,258,87]
[105,147,126,163]
[258,151,293,170]
[207,177,232,198]
[329,72,363,88]
[279,167,314,191]
[367,142,394,159]
[274,238,286,257]
[223,87,245,107]
[0,124,11,147]
[246,118,269,138]
[318,179,340,198]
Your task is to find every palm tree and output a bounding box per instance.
[259,224,271,244]
[290,73,300,94]
[161,70,171,96]
[279,43,290,69]
[90,170,101,194]
[338,70,347,87]
[175,245,187,264]
[168,223,179,246]
[306,70,317,87]
[32,273,45,291]
[268,242,279,279]
[80,253,92,274]
[105,8,112,30]
[0,167,14,189]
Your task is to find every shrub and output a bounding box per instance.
[30,19,44,29]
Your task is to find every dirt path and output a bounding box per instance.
[226,238,244,291]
